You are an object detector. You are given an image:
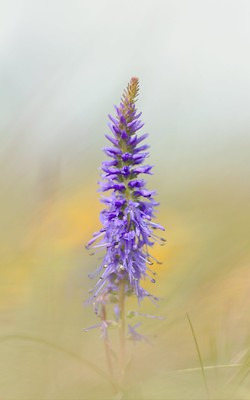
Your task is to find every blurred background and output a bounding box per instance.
[0,0,249,399]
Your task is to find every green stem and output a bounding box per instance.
[118,280,126,381]
[101,305,114,381]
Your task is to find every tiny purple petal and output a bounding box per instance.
[120,115,126,124]
[103,147,122,155]
[134,189,156,198]
[120,130,128,140]
[108,114,118,124]
[123,231,135,241]
[122,152,132,162]
[132,165,153,175]
[128,179,145,188]
[135,133,149,144]
[134,144,150,153]
[105,134,119,146]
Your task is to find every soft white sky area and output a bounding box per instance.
[0,0,249,185]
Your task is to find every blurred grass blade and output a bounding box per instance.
[234,348,250,386]
[227,347,250,389]
[186,313,210,399]
[168,364,242,375]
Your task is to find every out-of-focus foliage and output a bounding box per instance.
[1,160,249,399]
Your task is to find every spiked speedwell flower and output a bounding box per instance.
[87,77,164,306]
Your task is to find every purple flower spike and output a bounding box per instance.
[87,77,164,305]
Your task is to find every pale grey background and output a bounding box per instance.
[1,0,250,191]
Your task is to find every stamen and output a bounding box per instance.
[92,242,111,249]
[94,280,107,297]
[139,255,154,265]
[146,267,157,276]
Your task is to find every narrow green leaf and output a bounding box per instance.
[186,313,210,399]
